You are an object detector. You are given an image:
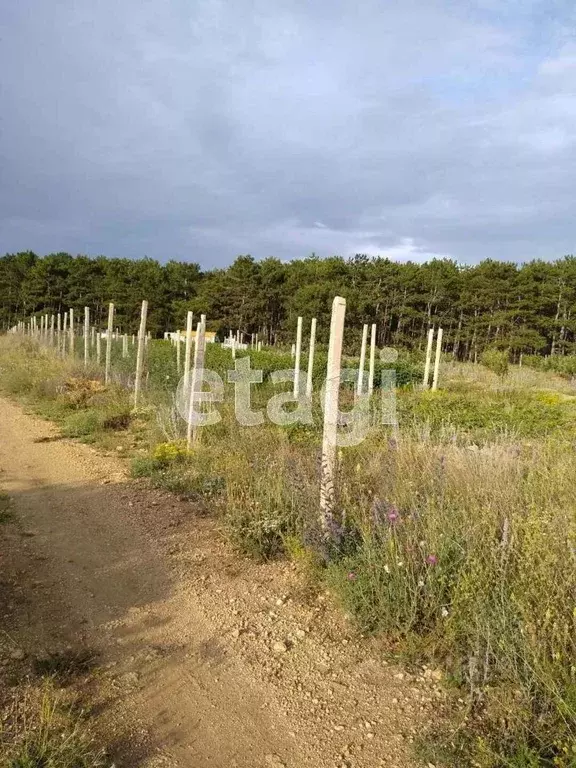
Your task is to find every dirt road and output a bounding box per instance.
[0,397,442,767]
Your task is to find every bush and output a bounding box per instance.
[60,377,107,408]
[481,348,510,379]
[60,409,101,438]
[130,455,162,477]
[60,405,132,438]
[523,353,576,377]
[152,440,189,465]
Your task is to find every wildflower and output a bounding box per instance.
[418,579,425,588]
[396,561,404,568]
[426,554,438,566]
[387,507,399,524]
[441,607,449,618]
[383,564,390,574]
[347,571,357,581]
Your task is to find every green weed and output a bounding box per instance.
[0,682,106,768]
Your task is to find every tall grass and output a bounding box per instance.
[0,682,106,768]
[331,437,576,765]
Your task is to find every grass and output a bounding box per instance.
[328,437,576,765]
[2,334,576,766]
[0,682,106,768]
[397,387,576,440]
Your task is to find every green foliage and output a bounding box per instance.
[130,444,225,501]
[481,347,510,378]
[4,251,576,360]
[221,436,314,560]
[152,440,189,464]
[523,353,576,377]
[130,455,162,477]
[398,389,576,439]
[57,404,131,438]
[224,491,297,560]
[60,410,101,438]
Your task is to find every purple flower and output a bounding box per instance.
[426,554,438,566]
[371,499,402,529]
[347,571,357,581]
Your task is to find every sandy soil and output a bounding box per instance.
[0,396,444,767]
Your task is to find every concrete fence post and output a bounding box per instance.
[432,327,444,391]
[305,317,317,399]
[105,303,114,384]
[133,300,148,408]
[423,327,434,388]
[320,296,346,529]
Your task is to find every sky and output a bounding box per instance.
[1,0,575,267]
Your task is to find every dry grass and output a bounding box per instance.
[0,681,106,768]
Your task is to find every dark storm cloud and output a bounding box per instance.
[1,0,575,265]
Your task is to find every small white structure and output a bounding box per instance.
[222,339,248,351]
[164,330,216,344]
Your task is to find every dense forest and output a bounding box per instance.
[2,250,576,358]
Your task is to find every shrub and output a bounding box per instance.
[152,440,189,465]
[523,354,576,377]
[481,348,510,379]
[130,455,162,477]
[60,410,101,438]
[60,377,106,409]
[100,410,131,430]
[60,406,132,438]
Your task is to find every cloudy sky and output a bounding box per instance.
[1,0,575,267]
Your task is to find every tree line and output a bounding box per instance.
[2,250,576,358]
